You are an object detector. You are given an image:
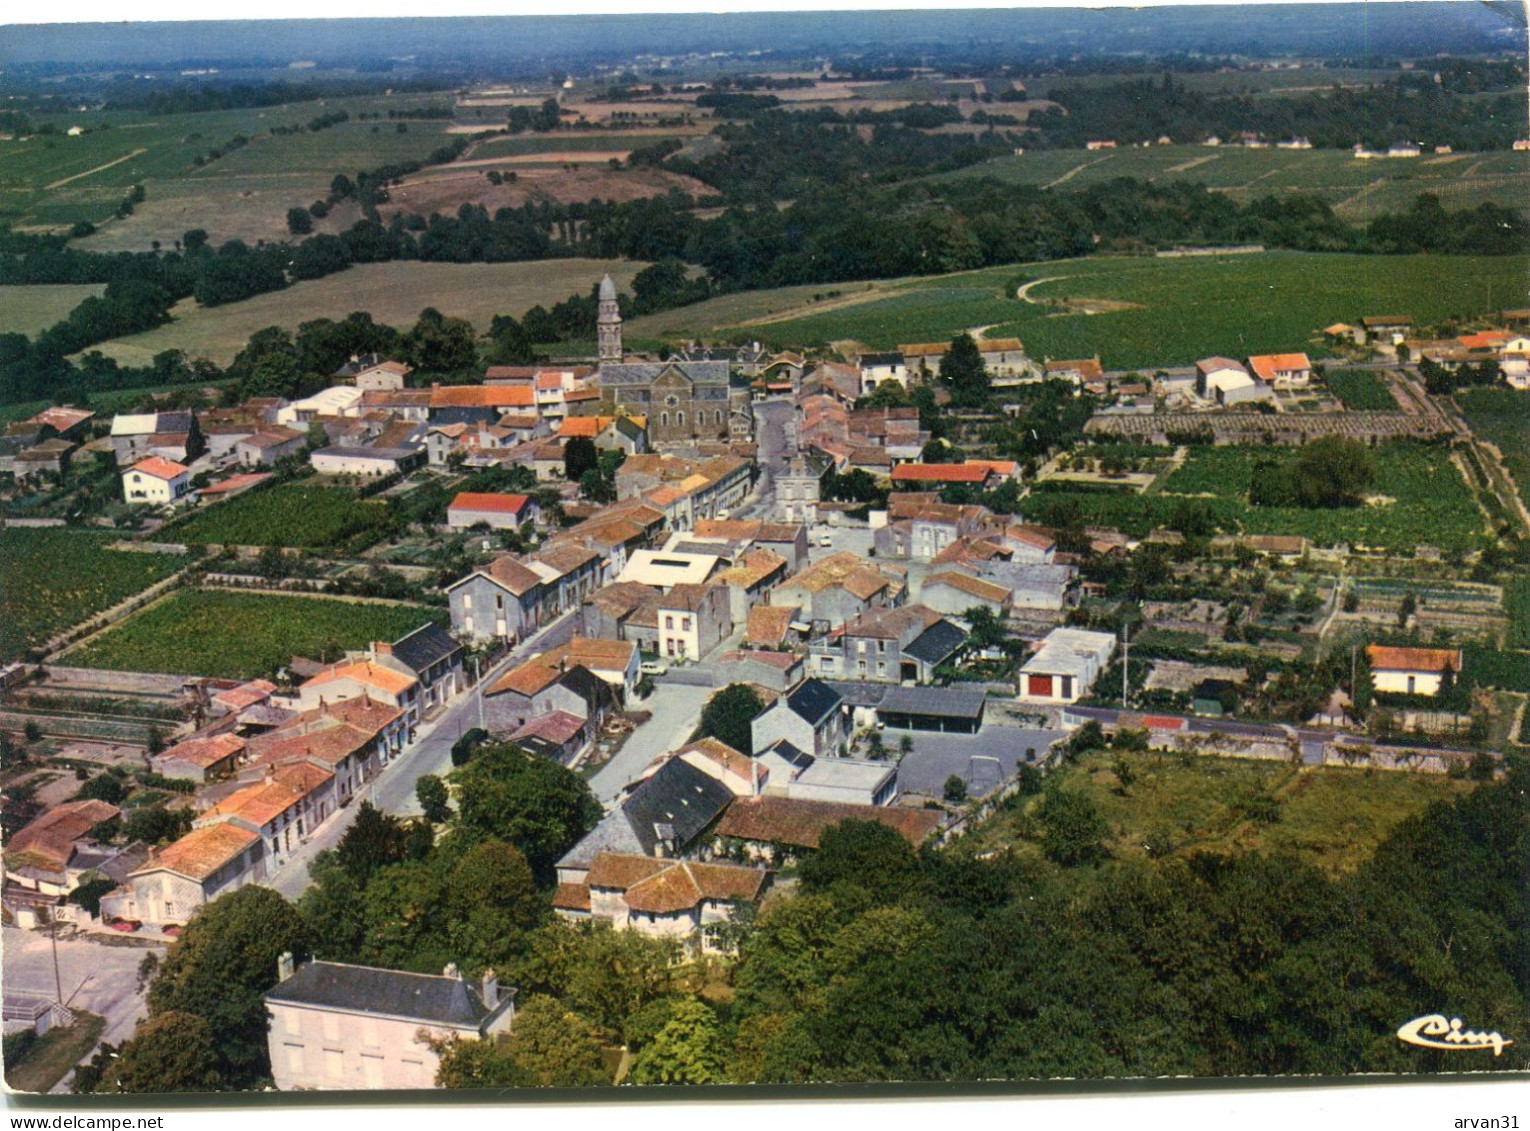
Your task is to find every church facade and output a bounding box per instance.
[594,275,752,449]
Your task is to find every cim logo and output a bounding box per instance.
[1397,1014,1514,1056]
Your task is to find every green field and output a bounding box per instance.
[0,285,106,336]
[1456,388,1530,509]
[728,252,1527,369]
[1505,575,1530,650]
[0,528,186,662]
[62,588,443,679]
[164,485,396,549]
[1324,368,1396,410]
[933,144,1530,219]
[962,749,1474,878]
[84,258,648,367]
[1043,441,1484,551]
[2,94,467,232]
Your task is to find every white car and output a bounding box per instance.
[640,660,669,676]
[817,532,834,547]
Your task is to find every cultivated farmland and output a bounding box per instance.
[736,252,1528,370]
[1456,388,1530,509]
[0,528,185,663]
[165,485,397,550]
[61,589,443,679]
[1041,441,1486,551]
[83,258,648,367]
[1324,369,1397,411]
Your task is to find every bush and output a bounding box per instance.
[3,1031,37,1067]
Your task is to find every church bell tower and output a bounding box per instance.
[597,274,623,362]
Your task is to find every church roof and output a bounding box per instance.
[599,360,731,388]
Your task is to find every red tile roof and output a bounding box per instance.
[428,385,535,409]
[127,456,189,480]
[890,463,993,485]
[715,796,941,850]
[138,823,260,882]
[1365,645,1462,673]
[449,491,533,516]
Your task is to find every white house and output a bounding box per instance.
[1366,644,1462,697]
[1018,627,1117,703]
[1247,352,1312,388]
[122,456,191,505]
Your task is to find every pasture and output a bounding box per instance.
[960,748,1474,878]
[61,588,443,679]
[0,528,186,662]
[738,252,1528,369]
[83,258,647,367]
[0,285,106,336]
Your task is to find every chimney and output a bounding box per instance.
[481,969,498,1008]
[374,642,393,657]
[443,962,460,979]
[277,952,294,982]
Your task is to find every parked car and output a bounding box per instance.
[640,660,669,677]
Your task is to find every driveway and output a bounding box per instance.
[265,610,579,899]
[586,683,702,804]
[890,724,1068,800]
[2,925,161,1089]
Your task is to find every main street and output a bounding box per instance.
[266,610,577,899]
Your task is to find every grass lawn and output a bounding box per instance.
[668,252,1526,370]
[62,589,444,679]
[1324,368,1396,410]
[3,1010,105,1095]
[961,749,1474,879]
[0,528,187,663]
[0,285,106,337]
[164,484,396,549]
[1456,388,1530,510]
[84,259,648,367]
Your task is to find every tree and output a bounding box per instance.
[501,994,609,1087]
[335,801,413,883]
[108,1012,225,1093]
[629,998,727,1085]
[22,720,42,744]
[941,333,990,408]
[1293,436,1374,508]
[1111,754,1137,794]
[416,774,451,824]
[444,838,543,975]
[564,435,598,481]
[799,819,920,899]
[448,744,601,881]
[1037,788,1108,866]
[146,886,309,1086]
[450,726,489,767]
[698,684,764,755]
[286,207,313,235]
[1398,590,1418,629]
[75,773,127,805]
[943,774,969,803]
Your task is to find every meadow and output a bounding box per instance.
[165,485,397,549]
[1050,441,1486,552]
[960,748,1474,878]
[84,258,647,367]
[932,143,1530,219]
[1456,388,1530,509]
[0,285,106,336]
[739,252,1527,369]
[61,589,443,679]
[0,528,186,662]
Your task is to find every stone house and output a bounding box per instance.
[448,556,546,644]
[749,678,847,758]
[553,852,770,951]
[657,583,731,662]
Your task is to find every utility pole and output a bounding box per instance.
[474,656,485,732]
[1121,623,1130,709]
[43,906,62,1006]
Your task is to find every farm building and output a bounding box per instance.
[1365,645,1463,697]
[309,446,426,477]
[446,492,539,531]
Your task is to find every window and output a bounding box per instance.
[283,1010,302,1037]
[324,1049,343,1080]
[495,594,504,611]
[322,1014,340,1042]
[661,412,668,427]
[676,411,685,426]
[361,1054,384,1089]
[284,1044,305,1076]
[715,410,723,424]
[877,662,886,676]
[361,1018,380,1047]
[665,616,674,630]
[463,594,472,610]
[682,616,692,631]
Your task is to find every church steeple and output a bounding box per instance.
[597,274,622,362]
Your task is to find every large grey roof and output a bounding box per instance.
[878,685,988,720]
[265,961,494,1029]
[787,678,843,726]
[599,360,731,387]
[621,755,734,854]
[904,620,968,666]
[557,807,646,871]
[390,622,464,675]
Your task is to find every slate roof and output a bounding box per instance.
[390,622,464,675]
[903,619,969,666]
[620,756,734,855]
[878,685,987,720]
[785,678,842,726]
[600,360,730,387]
[266,961,498,1029]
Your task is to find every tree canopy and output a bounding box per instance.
[698,684,765,755]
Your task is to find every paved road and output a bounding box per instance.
[586,682,703,804]
[266,611,578,899]
[736,397,793,521]
[2,925,161,1091]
